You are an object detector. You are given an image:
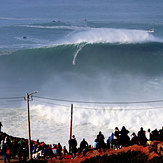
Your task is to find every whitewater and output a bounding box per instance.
[0,0,163,148]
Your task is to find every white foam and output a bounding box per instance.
[31,103,162,143]
[62,28,160,44]
[22,25,161,45]
[3,105,162,144]
[1,103,162,147]
[33,104,163,146]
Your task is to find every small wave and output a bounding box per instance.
[0,17,46,21]
[0,50,15,56]
[21,24,91,31]
[15,36,50,44]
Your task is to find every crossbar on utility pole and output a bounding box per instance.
[26,93,32,160]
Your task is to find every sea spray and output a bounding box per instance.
[30,103,162,146]
[1,103,162,147]
[63,28,161,44]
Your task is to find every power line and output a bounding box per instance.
[74,106,163,111]
[33,99,163,111]
[33,95,163,105]
[0,99,25,103]
[34,99,69,108]
[0,96,24,100]
[0,95,163,111]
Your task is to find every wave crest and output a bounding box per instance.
[22,24,161,45]
[63,28,160,44]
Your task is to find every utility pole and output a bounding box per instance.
[69,104,73,153]
[70,104,73,140]
[26,93,32,160]
[25,91,38,160]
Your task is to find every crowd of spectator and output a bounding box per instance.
[0,122,162,162]
[106,126,163,149]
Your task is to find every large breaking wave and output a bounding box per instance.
[1,25,163,146]
[1,42,163,74]
[1,41,163,102]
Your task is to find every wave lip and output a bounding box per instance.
[20,25,161,46]
[61,28,162,45]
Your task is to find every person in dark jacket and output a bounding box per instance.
[69,135,77,159]
[2,143,7,163]
[138,127,147,146]
[57,143,62,160]
[151,129,159,141]
[97,131,106,151]
[120,126,130,147]
[78,138,88,157]
[130,132,138,145]
[17,145,23,161]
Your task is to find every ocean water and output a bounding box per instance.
[0,0,163,147]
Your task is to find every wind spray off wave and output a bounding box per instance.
[59,27,161,65]
[22,25,161,46]
[60,28,161,45]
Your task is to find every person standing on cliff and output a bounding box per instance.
[138,127,147,146]
[69,135,77,159]
[0,122,3,132]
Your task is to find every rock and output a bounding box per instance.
[157,142,163,156]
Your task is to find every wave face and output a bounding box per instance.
[1,41,163,100]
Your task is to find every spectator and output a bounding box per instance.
[57,143,62,160]
[138,127,147,146]
[151,129,159,141]
[69,135,77,159]
[78,138,88,157]
[62,146,68,155]
[48,145,53,160]
[112,127,120,149]
[0,122,3,132]
[97,131,106,152]
[130,132,138,145]
[159,126,163,141]
[93,139,98,151]
[2,143,7,163]
[107,133,114,149]
[17,145,23,161]
[146,129,152,145]
[22,144,28,161]
[120,126,130,147]
[52,144,57,159]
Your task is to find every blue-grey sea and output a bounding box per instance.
[0,0,163,147]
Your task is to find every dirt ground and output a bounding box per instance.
[0,143,161,163]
